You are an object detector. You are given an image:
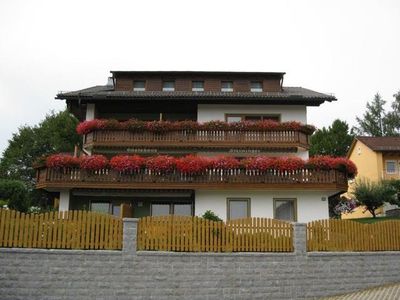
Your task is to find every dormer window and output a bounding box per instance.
[133,81,146,91]
[192,81,204,92]
[221,81,233,92]
[162,81,175,91]
[251,81,263,92]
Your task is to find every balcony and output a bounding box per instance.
[36,167,348,191]
[83,129,310,152]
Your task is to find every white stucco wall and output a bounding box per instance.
[195,190,330,223]
[197,104,307,123]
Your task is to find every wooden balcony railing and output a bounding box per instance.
[36,167,348,191]
[83,129,310,150]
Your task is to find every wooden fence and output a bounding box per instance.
[0,209,122,250]
[137,216,293,252]
[307,219,400,251]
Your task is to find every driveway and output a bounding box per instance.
[321,283,400,299]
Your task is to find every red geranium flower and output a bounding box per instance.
[241,156,274,171]
[110,155,144,172]
[80,155,108,170]
[146,155,176,173]
[46,154,80,168]
[210,156,240,170]
[176,155,209,174]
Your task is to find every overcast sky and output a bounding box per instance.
[0,0,399,155]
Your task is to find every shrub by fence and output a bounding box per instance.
[137,216,293,252]
[0,209,122,250]
[307,219,400,251]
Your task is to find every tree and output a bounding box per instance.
[0,110,80,209]
[384,91,400,136]
[353,94,386,136]
[310,119,354,157]
[0,179,29,212]
[353,180,398,218]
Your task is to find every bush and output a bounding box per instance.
[202,210,222,222]
[0,179,30,212]
[353,180,398,218]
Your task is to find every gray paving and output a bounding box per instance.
[321,283,400,300]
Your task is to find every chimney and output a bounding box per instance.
[106,77,114,87]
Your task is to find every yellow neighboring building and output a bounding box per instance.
[342,136,400,219]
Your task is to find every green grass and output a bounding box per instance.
[352,216,400,224]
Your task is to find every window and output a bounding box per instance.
[91,202,110,214]
[386,161,397,174]
[162,81,175,91]
[133,80,145,91]
[227,198,250,220]
[225,114,280,123]
[151,202,193,216]
[151,204,170,216]
[192,81,204,92]
[251,81,263,92]
[274,198,297,222]
[221,81,233,92]
[112,204,121,217]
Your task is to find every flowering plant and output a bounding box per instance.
[109,155,144,172]
[46,154,80,169]
[200,121,230,131]
[76,119,316,135]
[76,119,107,135]
[241,156,274,171]
[176,155,209,174]
[145,155,176,173]
[80,155,108,170]
[210,156,240,170]
[271,157,306,172]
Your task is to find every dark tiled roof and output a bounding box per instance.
[357,136,400,152]
[57,85,336,105]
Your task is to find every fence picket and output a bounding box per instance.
[0,209,122,250]
[307,219,400,252]
[137,216,293,253]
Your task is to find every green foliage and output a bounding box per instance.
[0,199,8,208]
[353,180,398,218]
[353,92,400,136]
[385,91,400,136]
[310,119,354,157]
[0,109,80,208]
[202,210,223,222]
[0,179,29,212]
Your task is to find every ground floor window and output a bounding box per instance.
[274,198,297,222]
[227,198,250,220]
[91,202,110,214]
[151,202,192,216]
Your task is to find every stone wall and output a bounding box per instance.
[0,219,399,300]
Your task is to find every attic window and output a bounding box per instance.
[192,81,204,92]
[221,81,233,92]
[133,81,145,91]
[162,81,175,91]
[251,81,263,92]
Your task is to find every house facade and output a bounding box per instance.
[342,136,400,219]
[35,71,350,222]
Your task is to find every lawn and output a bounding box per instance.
[352,216,400,224]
